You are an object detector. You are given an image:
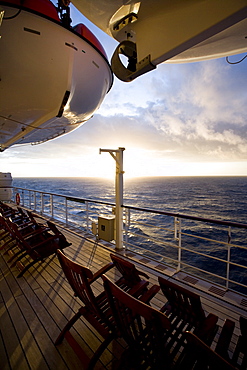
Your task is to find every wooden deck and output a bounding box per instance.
[0,216,246,369]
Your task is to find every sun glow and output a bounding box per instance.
[2,144,247,179]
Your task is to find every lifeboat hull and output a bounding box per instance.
[0,2,113,150]
[71,0,247,81]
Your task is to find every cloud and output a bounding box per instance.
[90,58,247,162]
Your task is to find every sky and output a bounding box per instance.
[1,2,247,178]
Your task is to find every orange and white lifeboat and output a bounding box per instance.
[0,0,113,151]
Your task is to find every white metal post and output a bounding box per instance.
[51,194,54,218]
[86,201,89,232]
[99,147,125,250]
[226,226,231,290]
[65,197,68,225]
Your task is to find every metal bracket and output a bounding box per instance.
[111,40,156,82]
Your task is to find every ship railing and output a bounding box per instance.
[12,187,247,296]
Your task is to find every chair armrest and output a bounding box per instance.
[90,262,115,283]
[24,227,50,240]
[17,221,33,229]
[28,235,59,249]
[127,280,149,298]
[136,268,150,279]
[140,284,160,304]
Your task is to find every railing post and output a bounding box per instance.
[123,207,130,247]
[86,201,89,232]
[174,216,178,240]
[41,193,44,215]
[21,190,24,206]
[34,191,36,210]
[65,198,68,225]
[226,226,231,290]
[51,194,53,218]
[29,190,31,209]
[177,218,182,272]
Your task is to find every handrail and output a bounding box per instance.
[12,186,247,296]
[123,204,247,229]
[14,187,247,228]
[13,186,115,206]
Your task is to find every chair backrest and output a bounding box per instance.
[57,249,104,317]
[6,220,30,249]
[103,275,171,369]
[17,207,28,220]
[158,276,205,324]
[180,331,236,370]
[232,316,247,369]
[110,253,148,287]
[0,202,16,217]
[0,215,10,232]
[46,221,71,248]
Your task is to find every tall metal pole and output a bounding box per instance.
[99,147,125,250]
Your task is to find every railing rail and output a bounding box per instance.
[12,186,247,296]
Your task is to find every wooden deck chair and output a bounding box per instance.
[158,276,218,357]
[110,253,150,291]
[0,201,18,218]
[11,209,46,236]
[55,250,158,369]
[46,221,72,249]
[103,275,173,370]
[177,331,237,370]
[232,316,247,369]
[216,316,247,370]
[26,209,47,229]
[7,220,65,277]
[5,215,50,263]
[0,215,17,253]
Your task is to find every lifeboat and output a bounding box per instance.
[71,0,247,81]
[0,0,113,151]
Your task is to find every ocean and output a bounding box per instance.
[12,176,247,224]
[11,176,247,293]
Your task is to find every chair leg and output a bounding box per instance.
[17,258,41,277]
[10,251,28,266]
[2,239,15,252]
[55,310,82,345]
[88,333,115,370]
[3,243,17,256]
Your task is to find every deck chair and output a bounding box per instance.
[216,316,247,370]
[177,331,237,370]
[55,250,158,369]
[232,316,247,369]
[158,276,218,357]
[0,201,18,218]
[103,275,173,369]
[110,253,150,291]
[4,215,50,263]
[0,215,17,252]
[46,221,72,249]
[10,209,47,236]
[26,209,47,229]
[7,220,66,277]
